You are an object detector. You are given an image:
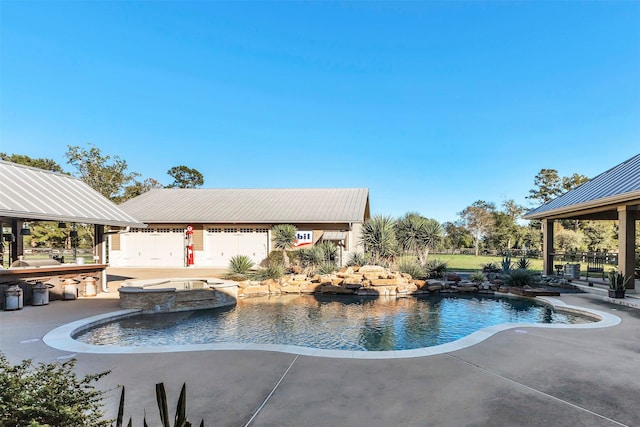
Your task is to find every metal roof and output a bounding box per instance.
[0,160,146,227]
[524,153,640,219]
[118,188,370,224]
[322,231,348,240]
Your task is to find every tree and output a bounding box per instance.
[271,224,297,269]
[443,221,473,250]
[65,144,139,202]
[486,200,526,251]
[122,177,164,201]
[562,173,590,192]
[527,169,562,205]
[555,228,583,253]
[459,200,496,256]
[166,165,204,188]
[581,220,615,252]
[0,152,65,173]
[360,215,397,266]
[0,353,112,427]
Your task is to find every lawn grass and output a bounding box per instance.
[429,254,544,272]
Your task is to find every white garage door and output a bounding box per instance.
[126,228,185,267]
[205,227,268,267]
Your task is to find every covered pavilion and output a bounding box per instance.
[0,160,144,298]
[524,153,640,289]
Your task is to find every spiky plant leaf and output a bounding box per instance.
[156,383,170,427]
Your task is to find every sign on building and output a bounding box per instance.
[293,231,313,247]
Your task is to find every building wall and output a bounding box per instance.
[109,221,365,268]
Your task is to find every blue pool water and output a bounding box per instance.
[74,294,592,351]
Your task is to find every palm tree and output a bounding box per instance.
[360,215,397,266]
[271,224,297,269]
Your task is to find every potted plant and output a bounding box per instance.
[607,269,626,299]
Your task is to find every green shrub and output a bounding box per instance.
[425,258,448,278]
[469,271,486,284]
[0,353,112,427]
[316,262,339,275]
[505,269,536,287]
[346,252,368,267]
[397,257,426,279]
[515,257,530,270]
[228,255,254,275]
[481,262,500,274]
[251,264,285,281]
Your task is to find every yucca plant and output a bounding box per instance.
[360,215,397,265]
[501,255,513,273]
[271,224,298,269]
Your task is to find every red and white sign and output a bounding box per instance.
[293,231,313,247]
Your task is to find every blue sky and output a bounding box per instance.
[1,1,639,223]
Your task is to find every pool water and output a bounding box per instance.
[74,294,592,351]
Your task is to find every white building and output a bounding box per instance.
[109,188,370,268]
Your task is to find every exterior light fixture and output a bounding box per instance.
[20,223,31,236]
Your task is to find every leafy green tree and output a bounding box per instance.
[527,168,563,205]
[0,153,65,173]
[122,177,164,201]
[555,228,583,252]
[459,201,496,256]
[581,220,615,252]
[271,224,297,268]
[66,144,139,202]
[562,173,590,192]
[0,353,112,427]
[360,215,397,265]
[443,221,473,250]
[166,165,204,188]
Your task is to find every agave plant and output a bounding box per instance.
[425,258,448,279]
[469,271,486,284]
[228,255,254,275]
[515,257,530,270]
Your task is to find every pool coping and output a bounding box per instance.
[42,296,621,359]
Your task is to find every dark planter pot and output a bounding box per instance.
[608,289,625,299]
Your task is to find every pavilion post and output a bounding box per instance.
[10,219,24,264]
[542,219,555,276]
[617,206,637,290]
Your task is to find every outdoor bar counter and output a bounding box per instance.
[0,263,108,308]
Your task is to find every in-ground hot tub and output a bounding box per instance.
[118,278,238,313]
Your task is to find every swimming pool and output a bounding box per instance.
[73,294,597,352]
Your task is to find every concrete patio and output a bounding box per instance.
[2,268,640,426]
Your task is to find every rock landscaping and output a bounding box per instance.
[237,265,503,298]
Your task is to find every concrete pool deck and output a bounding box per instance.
[2,267,640,426]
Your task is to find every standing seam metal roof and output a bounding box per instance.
[0,160,145,227]
[524,153,640,219]
[117,188,370,223]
